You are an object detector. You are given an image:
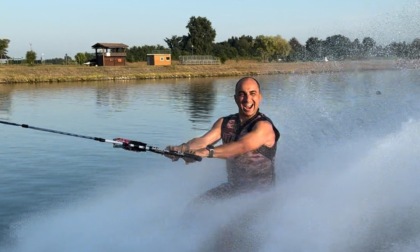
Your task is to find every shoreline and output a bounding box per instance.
[0,59,418,84]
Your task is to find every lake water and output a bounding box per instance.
[1,69,420,252]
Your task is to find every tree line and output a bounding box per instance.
[1,16,419,65]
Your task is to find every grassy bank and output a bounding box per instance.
[0,59,413,84]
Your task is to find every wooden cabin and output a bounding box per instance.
[146,53,171,66]
[91,43,128,66]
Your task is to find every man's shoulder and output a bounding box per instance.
[257,113,276,125]
[253,113,280,141]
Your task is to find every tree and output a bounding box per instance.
[362,37,376,58]
[228,35,254,58]
[212,41,238,63]
[253,35,290,62]
[164,35,185,59]
[389,41,411,58]
[324,35,352,60]
[84,52,95,61]
[75,52,87,65]
[350,38,363,59]
[409,38,420,59]
[186,16,216,55]
[254,35,273,61]
[272,35,291,60]
[63,54,73,65]
[288,37,306,61]
[0,39,10,57]
[26,50,36,65]
[306,37,323,60]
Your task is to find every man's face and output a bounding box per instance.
[234,79,262,119]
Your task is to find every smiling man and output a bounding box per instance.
[167,77,280,200]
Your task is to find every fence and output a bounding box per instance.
[179,55,220,65]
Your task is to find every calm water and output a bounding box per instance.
[1,69,420,251]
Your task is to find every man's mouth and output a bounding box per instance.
[243,103,254,111]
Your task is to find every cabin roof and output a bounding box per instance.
[92,43,128,49]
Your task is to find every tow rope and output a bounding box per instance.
[0,120,202,161]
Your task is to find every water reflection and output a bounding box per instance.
[186,79,216,130]
[0,85,13,119]
[0,79,219,132]
[166,78,217,131]
[95,83,130,112]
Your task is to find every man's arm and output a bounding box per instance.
[194,120,276,159]
[167,117,224,153]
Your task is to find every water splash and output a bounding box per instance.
[4,118,420,252]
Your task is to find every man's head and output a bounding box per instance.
[234,77,262,120]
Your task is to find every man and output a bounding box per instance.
[167,77,280,200]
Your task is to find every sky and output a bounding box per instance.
[1,0,419,59]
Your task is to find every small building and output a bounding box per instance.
[91,43,128,66]
[146,53,171,66]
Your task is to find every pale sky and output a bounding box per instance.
[1,0,419,59]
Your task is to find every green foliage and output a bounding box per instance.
[386,38,420,59]
[0,39,10,56]
[84,52,94,61]
[410,38,420,59]
[26,50,36,65]
[164,35,185,59]
[305,37,323,60]
[161,15,419,62]
[230,35,255,57]
[324,35,352,60]
[213,42,238,61]
[361,37,377,58]
[63,54,73,65]
[349,38,363,59]
[272,35,291,60]
[75,52,87,65]
[253,35,290,62]
[126,45,166,62]
[288,37,306,61]
[186,16,216,55]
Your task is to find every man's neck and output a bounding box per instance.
[238,111,259,125]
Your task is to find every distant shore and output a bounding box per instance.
[0,59,418,84]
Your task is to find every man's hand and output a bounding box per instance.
[181,150,198,164]
[164,145,181,161]
[165,143,197,164]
